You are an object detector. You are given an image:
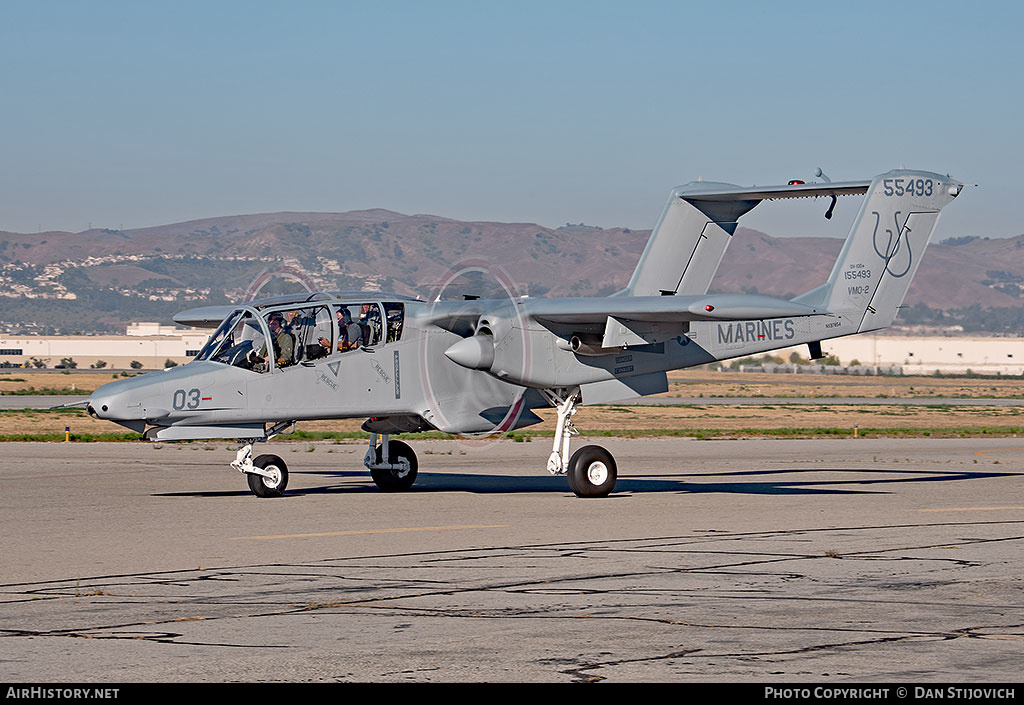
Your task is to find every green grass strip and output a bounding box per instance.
[0,432,143,442]
[5,408,89,413]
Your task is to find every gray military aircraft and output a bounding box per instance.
[86,168,962,497]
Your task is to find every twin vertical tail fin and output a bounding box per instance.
[794,169,963,332]
[624,168,962,336]
[623,181,759,297]
[624,176,878,298]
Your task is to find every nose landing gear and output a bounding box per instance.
[233,442,290,498]
[247,454,289,497]
[232,421,295,498]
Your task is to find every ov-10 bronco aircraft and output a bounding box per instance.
[86,168,962,498]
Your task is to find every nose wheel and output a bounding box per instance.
[231,429,292,498]
[246,454,289,497]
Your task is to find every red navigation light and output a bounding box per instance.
[705,304,715,311]
[788,179,805,185]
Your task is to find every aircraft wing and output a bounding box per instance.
[524,294,826,325]
[421,294,826,335]
[522,294,827,349]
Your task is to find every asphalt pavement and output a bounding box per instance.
[2,438,1022,682]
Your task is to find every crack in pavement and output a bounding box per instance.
[2,519,1021,680]
[551,623,1024,682]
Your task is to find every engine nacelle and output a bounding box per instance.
[443,311,536,383]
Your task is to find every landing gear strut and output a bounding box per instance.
[542,388,617,498]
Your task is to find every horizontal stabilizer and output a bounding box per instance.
[677,180,870,202]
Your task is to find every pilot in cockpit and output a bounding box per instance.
[319,307,363,353]
[249,313,295,372]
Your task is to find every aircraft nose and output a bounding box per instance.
[86,386,157,433]
[86,378,155,424]
[86,393,122,420]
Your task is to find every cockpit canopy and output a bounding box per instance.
[192,298,406,372]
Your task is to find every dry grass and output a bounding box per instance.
[5,404,1020,439]
[535,403,1023,432]
[2,370,1021,439]
[0,372,134,393]
[663,369,1024,399]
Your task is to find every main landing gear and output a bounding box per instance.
[542,388,617,498]
[363,433,418,491]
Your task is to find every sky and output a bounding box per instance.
[1,0,1021,239]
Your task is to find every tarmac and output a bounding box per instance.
[1,437,1022,682]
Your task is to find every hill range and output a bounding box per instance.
[0,210,1021,334]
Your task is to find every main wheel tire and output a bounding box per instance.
[247,454,289,497]
[371,440,418,491]
[567,445,616,498]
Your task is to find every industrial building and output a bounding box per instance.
[774,334,1023,376]
[0,322,208,370]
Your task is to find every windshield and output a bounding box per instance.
[194,310,266,367]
